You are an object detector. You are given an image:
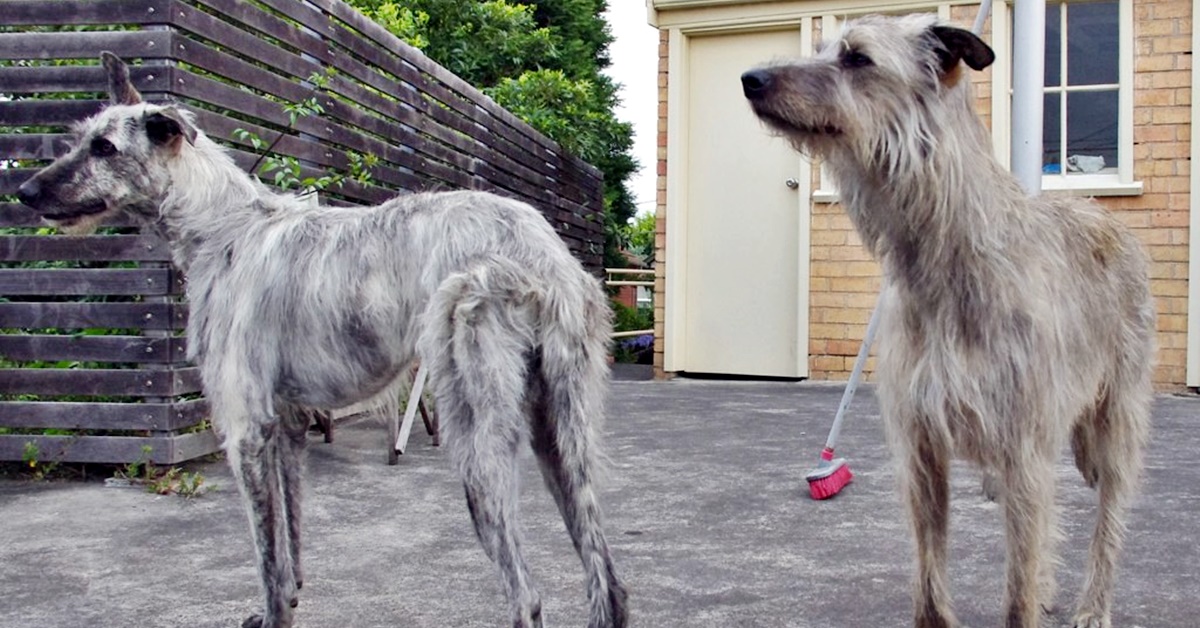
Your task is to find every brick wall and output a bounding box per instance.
[1109,0,1192,387]
[653,0,1193,389]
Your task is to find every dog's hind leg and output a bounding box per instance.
[423,275,543,627]
[278,406,310,593]
[898,424,956,628]
[529,352,628,628]
[224,408,297,628]
[1071,385,1150,628]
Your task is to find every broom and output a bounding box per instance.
[805,296,882,500]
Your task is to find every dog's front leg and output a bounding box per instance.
[901,430,957,628]
[1001,452,1057,628]
[228,419,297,628]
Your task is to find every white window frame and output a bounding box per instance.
[992,0,1141,196]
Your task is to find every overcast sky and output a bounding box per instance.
[603,3,659,217]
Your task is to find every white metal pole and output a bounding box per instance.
[1011,0,1047,196]
[972,0,994,36]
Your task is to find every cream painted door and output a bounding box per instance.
[682,28,807,378]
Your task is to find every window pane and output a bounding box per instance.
[1066,90,1119,172]
[1045,3,1062,87]
[1043,92,1062,173]
[1067,1,1119,85]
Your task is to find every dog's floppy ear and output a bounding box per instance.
[101,51,143,106]
[145,107,198,151]
[930,25,995,73]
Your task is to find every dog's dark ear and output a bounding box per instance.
[930,25,995,73]
[101,51,143,106]
[145,108,198,151]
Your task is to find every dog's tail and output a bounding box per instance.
[531,268,629,627]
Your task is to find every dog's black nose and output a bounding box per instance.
[741,70,772,99]
[16,178,41,207]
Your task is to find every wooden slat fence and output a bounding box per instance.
[0,0,606,464]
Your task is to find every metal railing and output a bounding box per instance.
[606,268,654,339]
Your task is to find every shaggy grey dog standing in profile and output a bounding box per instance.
[742,14,1153,628]
[18,53,628,628]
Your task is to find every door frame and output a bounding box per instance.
[663,19,813,376]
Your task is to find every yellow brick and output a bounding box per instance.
[824,308,871,325]
[813,355,845,372]
[1151,279,1190,298]
[810,323,847,340]
[1158,314,1188,333]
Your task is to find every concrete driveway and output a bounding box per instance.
[1,379,1196,627]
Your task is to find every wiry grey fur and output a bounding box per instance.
[743,14,1153,628]
[18,52,628,628]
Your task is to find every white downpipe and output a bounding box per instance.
[1011,0,1047,196]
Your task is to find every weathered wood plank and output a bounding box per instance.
[0,99,104,128]
[0,268,179,296]
[0,366,201,396]
[0,429,219,464]
[0,234,171,262]
[0,169,37,196]
[0,133,70,160]
[0,202,139,228]
[0,334,187,364]
[0,65,172,97]
[1,0,168,26]
[0,398,208,431]
[0,302,186,330]
[0,30,172,61]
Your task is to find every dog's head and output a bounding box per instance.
[741,14,994,166]
[16,52,198,234]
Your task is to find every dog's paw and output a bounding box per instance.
[240,614,264,628]
[1071,611,1110,628]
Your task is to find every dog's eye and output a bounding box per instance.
[842,51,873,68]
[90,138,117,157]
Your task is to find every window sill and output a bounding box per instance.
[812,189,840,204]
[811,176,1143,204]
[1040,174,1143,197]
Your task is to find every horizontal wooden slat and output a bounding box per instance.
[0,234,171,262]
[0,301,186,330]
[0,202,140,228]
[0,398,208,431]
[0,366,201,396]
[0,429,220,464]
[0,30,172,62]
[0,0,169,26]
[0,268,179,296]
[0,99,105,127]
[0,334,187,364]
[0,64,172,96]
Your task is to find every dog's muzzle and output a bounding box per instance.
[17,175,108,221]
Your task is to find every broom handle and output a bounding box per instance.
[824,295,883,451]
[972,0,993,36]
